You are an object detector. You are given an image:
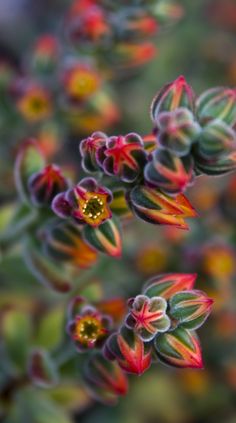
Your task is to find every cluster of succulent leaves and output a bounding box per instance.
[1,75,236,296]
[65,273,213,404]
[0,0,182,186]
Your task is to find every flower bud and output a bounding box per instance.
[28,164,69,206]
[97,133,147,183]
[79,131,107,173]
[125,295,170,342]
[154,326,203,368]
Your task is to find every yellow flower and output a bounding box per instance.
[17,87,51,122]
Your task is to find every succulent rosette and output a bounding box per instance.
[52,177,112,227]
[105,273,213,373]
[67,296,112,352]
[97,133,147,183]
[125,295,170,342]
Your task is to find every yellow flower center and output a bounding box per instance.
[74,315,103,345]
[82,195,104,221]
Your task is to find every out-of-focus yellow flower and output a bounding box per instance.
[136,244,168,276]
[203,244,235,279]
[17,86,52,122]
[179,369,210,394]
[64,65,100,101]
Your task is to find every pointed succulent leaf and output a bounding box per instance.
[42,220,97,268]
[195,150,236,175]
[196,87,236,126]
[156,108,201,156]
[195,119,236,160]
[14,138,45,203]
[128,184,197,229]
[143,273,197,300]
[28,349,58,388]
[0,203,38,245]
[151,76,195,121]
[169,289,213,330]
[104,326,152,375]
[144,149,194,194]
[83,217,122,257]
[83,353,128,405]
[24,239,72,293]
[154,326,203,368]
[2,309,31,370]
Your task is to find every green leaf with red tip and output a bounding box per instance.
[196,87,236,127]
[169,290,213,330]
[28,349,58,388]
[143,273,197,300]
[24,238,72,293]
[14,139,45,203]
[42,219,97,268]
[195,150,236,176]
[195,119,236,160]
[154,327,203,368]
[128,185,197,229]
[104,326,152,375]
[83,217,122,258]
[83,353,128,405]
[151,76,195,121]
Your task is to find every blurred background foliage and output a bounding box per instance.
[0,0,236,422]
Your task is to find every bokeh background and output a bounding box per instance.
[0,1,236,422]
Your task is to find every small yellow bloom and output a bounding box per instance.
[17,87,51,122]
